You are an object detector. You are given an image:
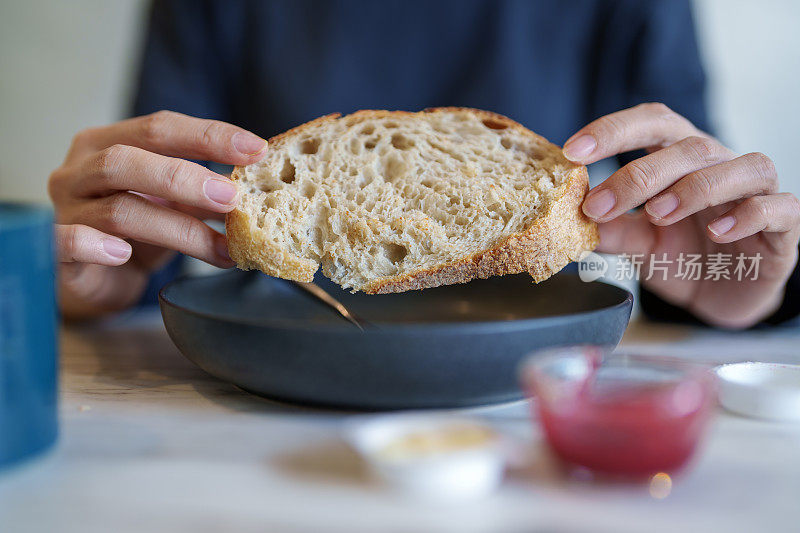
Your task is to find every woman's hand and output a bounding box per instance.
[564,103,800,329]
[49,110,267,319]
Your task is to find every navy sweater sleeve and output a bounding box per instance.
[132,0,245,121]
[588,0,710,166]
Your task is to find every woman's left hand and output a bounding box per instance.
[564,103,800,328]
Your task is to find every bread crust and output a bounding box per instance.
[226,107,598,292]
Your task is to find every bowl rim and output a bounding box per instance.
[158,271,634,334]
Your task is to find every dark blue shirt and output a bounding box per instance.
[132,0,799,326]
[134,0,710,143]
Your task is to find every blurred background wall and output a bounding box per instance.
[1,0,798,204]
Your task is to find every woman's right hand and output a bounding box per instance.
[49,110,267,319]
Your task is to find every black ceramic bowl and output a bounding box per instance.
[159,270,632,410]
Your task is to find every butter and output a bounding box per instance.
[378,425,494,460]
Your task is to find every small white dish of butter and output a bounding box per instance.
[344,415,505,502]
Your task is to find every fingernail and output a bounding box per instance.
[232,131,267,155]
[563,134,597,162]
[645,192,680,219]
[708,216,736,236]
[216,237,232,262]
[582,189,616,219]
[103,238,131,260]
[204,178,238,205]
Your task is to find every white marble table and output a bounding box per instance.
[1,309,799,533]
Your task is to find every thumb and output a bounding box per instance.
[596,211,657,257]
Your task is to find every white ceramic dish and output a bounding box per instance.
[715,362,800,422]
[343,414,505,502]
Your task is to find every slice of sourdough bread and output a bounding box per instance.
[226,108,598,293]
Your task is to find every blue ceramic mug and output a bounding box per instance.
[0,203,58,468]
